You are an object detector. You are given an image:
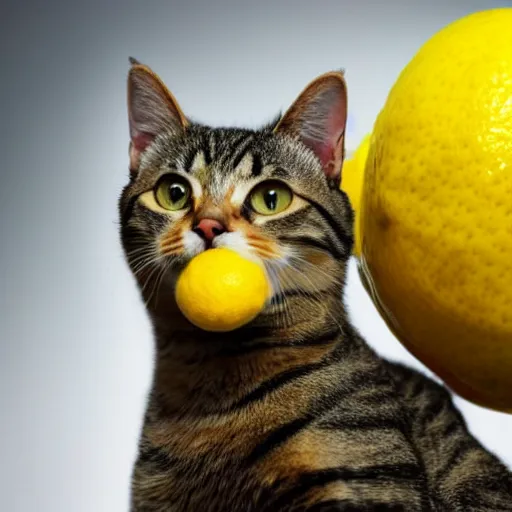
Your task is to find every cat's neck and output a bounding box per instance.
[148,293,351,417]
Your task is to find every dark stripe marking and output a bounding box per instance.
[230,348,338,411]
[439,417,460,438]
[246,372,368,464]
[183,147,199,173]
[121,193,141,224]
[266,464,422,511]
[231,135,255,170]
[300,499,408,511]
[269,288,330,307]
[319,413,402,432]
[419,393,447,424]
[251,152,263,177]
[435,438,476,483]
[299,195,353,254]
[272,166,290,178]
[279,234,344,259]
[217,328,339,357]
[137,445,174,472]
[202,135,212,165]
[409,378,425,399]
[248,416,312,465]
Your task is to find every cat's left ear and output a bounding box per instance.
[127,58,188,175]
[274,71,347,185]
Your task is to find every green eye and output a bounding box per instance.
[155,175,191,211]
[249,180,293,215]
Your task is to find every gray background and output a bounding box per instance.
[1,1,511,510]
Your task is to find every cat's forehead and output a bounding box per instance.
[170,128,287,184]
[182,127,270,193]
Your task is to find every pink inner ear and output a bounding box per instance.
[132,132,155,152]
[308,102,346,160]
[326,105,346,146]
[129,132,156,173]
[304,138,332,168]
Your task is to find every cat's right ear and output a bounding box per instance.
[127,58,188,175]
[274,71,347,187]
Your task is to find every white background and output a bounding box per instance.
[1,1,511,511]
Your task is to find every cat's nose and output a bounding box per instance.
[193,218,226,242]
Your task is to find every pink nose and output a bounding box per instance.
[193,218,226,242]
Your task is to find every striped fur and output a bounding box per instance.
[119,61,512,511]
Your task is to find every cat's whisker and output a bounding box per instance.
[282,261,344,335]
[124,234,154,246]
[278,268,299,329]
[140,260,165,299]
[131,254,161,276]
[131,259,155,277]
[267,254,341,332]
[128,250,160,270]
[263,262,286,325]
[263,260,294,329]
[127,243,155,253]
[262,264,284,328]
[284,258,336,297]
[274,267,304,329]
[134,254,167,284]
[126,245,159,265]
[288,253,343,287]
[146,258,173,309]
[126,243,155,256]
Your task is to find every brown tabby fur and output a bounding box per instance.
[119,58,512,511]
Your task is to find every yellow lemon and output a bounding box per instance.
[341,134,371,257]
[355,8,512,412]
[175,248,270,332]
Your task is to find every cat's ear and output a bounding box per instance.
[274,71,347,185]
[127,58,188,174]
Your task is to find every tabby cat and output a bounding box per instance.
[119,58,512,511]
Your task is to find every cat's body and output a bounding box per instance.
[120,59,512,511]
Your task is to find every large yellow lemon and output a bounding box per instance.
[354,8,512,412]
[175,248,270,332]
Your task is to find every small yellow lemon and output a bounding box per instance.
[175,248,270,332]
[341,134,371,257]
[350,8,512,412]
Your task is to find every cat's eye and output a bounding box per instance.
[155,175,192,211]
[249,180,293,216]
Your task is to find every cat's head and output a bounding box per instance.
[119,59,354,327]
